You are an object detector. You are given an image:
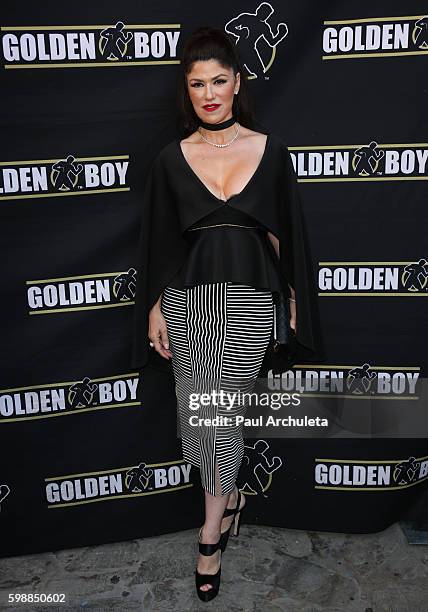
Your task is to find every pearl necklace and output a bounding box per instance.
[198,122,241,148]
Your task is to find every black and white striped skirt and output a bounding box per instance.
[160,282,274,496]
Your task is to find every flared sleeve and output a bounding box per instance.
[276,145,326,365]
[131,151,189,370]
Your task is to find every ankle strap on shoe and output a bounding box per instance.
[222,490,241,518]
[199,541,221,556]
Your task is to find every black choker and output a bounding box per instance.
[199,115,237,131]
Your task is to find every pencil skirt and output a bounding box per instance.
[160,282,274,496]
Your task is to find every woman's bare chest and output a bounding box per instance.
[180,135,268,203]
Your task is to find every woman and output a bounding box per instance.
[131,27,324,602]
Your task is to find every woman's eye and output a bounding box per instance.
[190,79,227,87]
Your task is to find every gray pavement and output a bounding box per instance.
[1,523,427,611]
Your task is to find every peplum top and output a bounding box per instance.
[166,204,283,292]
[131,131,327,372]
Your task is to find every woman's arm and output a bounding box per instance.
[267,231,280,258]
[148,290,172,359]
[267,231,296,300]
[267,231,297,331]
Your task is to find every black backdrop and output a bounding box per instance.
[1,1,428,557]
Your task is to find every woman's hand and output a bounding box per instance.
[148,304,173,360]
[288,284,297,334]
[289,298,297,334]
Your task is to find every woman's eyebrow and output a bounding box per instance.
[189,73,229,81]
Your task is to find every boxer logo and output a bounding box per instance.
[412,17,428,48]
[51,155,83,191]
[113,268,137,301]
[225,2,288,79]
[393,457,421,485]
[126,462,154,492]
[238,440,283,495]
[346,364,377,395]
[99,22,133,60]
[351,141,384,176]
[68,377,98,409]
[402,260,428,291]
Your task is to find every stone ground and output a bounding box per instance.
[0,522,427,612]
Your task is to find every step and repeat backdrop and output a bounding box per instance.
[1,1,427,557]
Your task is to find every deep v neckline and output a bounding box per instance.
[177,132,271,205]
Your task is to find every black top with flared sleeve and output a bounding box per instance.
[131,131,326,372]
[167,204,283,291]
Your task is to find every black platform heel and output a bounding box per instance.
[220,487,246,553]
[195,526,222,602]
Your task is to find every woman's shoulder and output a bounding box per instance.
[241,128,290,157]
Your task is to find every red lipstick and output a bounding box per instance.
[203,104,220,112]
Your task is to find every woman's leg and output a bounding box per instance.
[196,459,230,592]
[194,282,273,592]
[161,283,273,592]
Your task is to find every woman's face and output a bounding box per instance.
[186,59,240,124]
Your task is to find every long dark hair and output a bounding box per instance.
[176,26,257,137]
